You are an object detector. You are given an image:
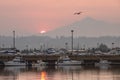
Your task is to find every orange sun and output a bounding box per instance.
[40,30,46,34]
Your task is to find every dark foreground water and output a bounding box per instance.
[0,65,120,80]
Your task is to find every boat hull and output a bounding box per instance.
[57,61,82,66]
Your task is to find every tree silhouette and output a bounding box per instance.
[98,43,109,52]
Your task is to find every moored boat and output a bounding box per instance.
[56,57,82,66]
[5,57,46,66]
[95,60,111,66]
[5,57,26,66]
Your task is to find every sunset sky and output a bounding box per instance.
[0,0,120,36]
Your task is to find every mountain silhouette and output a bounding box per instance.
[45,17,120,37]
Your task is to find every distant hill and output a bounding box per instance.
[45,17,120,37]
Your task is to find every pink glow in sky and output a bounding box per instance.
[0,0,120,36]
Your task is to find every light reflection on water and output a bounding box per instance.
[0,65,120,80]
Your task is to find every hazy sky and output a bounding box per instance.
[0,0,120,36]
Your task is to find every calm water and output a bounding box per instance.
[0,65,120,80]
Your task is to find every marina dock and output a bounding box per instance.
[1,54,120,65]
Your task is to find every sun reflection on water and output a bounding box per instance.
[41,71,47,80]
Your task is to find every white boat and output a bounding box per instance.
[56,57,82,66]
[5,57,26,66]
[32,60,46,67]
[95,60,111,66]
[5,57,46,66]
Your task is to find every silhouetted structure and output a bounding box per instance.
[13,31,15,49]
[71,30,74,53]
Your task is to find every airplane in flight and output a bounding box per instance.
[74,12,82,15]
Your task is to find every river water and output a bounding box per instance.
[0,65,120,80]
